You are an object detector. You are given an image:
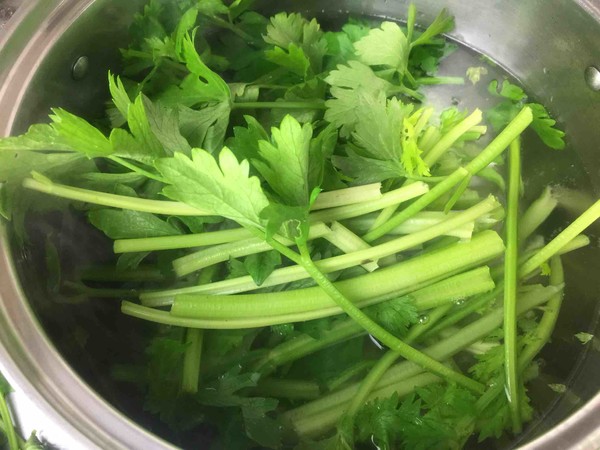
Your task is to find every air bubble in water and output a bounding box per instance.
[418,315,430,325]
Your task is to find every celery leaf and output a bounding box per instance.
[156,147,269,230]
[354,21,408,75]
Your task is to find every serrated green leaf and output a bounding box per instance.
[263,12,327,75]
[156,147,269,230]
[343,92,425,178]
[177,102,231,152]
[48,108,113,157]
[355,21,408,74]
[161,33,231,105]
[126,95,167,158]
[529,103,566,150]
[227,115,269,164]
[324,61,393,136]
[263,12,305,48]
[254,115,313,206]
[108,73,132,124]
[265,43,311,78]
[365,297,419,337]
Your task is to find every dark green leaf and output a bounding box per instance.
[0,151,86,184]
[260,202,309,242]
[264,12,327,75]
[366,297,419,337]
[332,150,404,184]
[116,252,151,271]
[529,103,566,150]
[265,44,311,78]
[88,209,182,239]
[177,102,231,152]
[196,0,228,17]
[228,115,269,162]
[308,123,338,189]
[244,250,281,285]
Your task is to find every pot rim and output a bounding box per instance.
[0,1,598,449]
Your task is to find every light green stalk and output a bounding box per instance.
[171,223,331,277]
[181,328,204,394]
[503,137,522,432]
[369,110,484,231]
[0,390,19,450]
[23,173,206,216]
[311,183,382,210]
[519,186,558,243]
[518,256,564,369]
[170,231,502,321]
[309,182,429,223]
[364,106,534,241]
[142,198,500,306]
[324,222,379,272]
[251,266,496,375]
[520,198,600,277]
[288,238,484,394]
[284,284,562,437]
[349,211,475,239]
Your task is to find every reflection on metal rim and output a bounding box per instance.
[0,1,599,449]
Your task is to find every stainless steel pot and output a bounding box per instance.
[0,1,599,448]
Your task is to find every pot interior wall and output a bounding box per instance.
[6,0,600,447]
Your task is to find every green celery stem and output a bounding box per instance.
[154,198,499,306]
[423,109,482,166]
[519,186,557,243]
[0,392,19,450]
[253,267,495,375]
[290,240,485,394]
[519,198,600,278]
[22,176,207,216]
[254,379,321,400]
[285,284,562,437]
[364,106,534,241]
[518,256,564,369]
[181,328,204,394]
[169,232,504,322]
[503,137,522,432]
[345,350,402,417]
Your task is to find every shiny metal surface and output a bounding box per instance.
[0,1,598,449]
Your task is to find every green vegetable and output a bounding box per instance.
[0,1,590,448]
[503,137,522,432]
[575,332,594,345]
